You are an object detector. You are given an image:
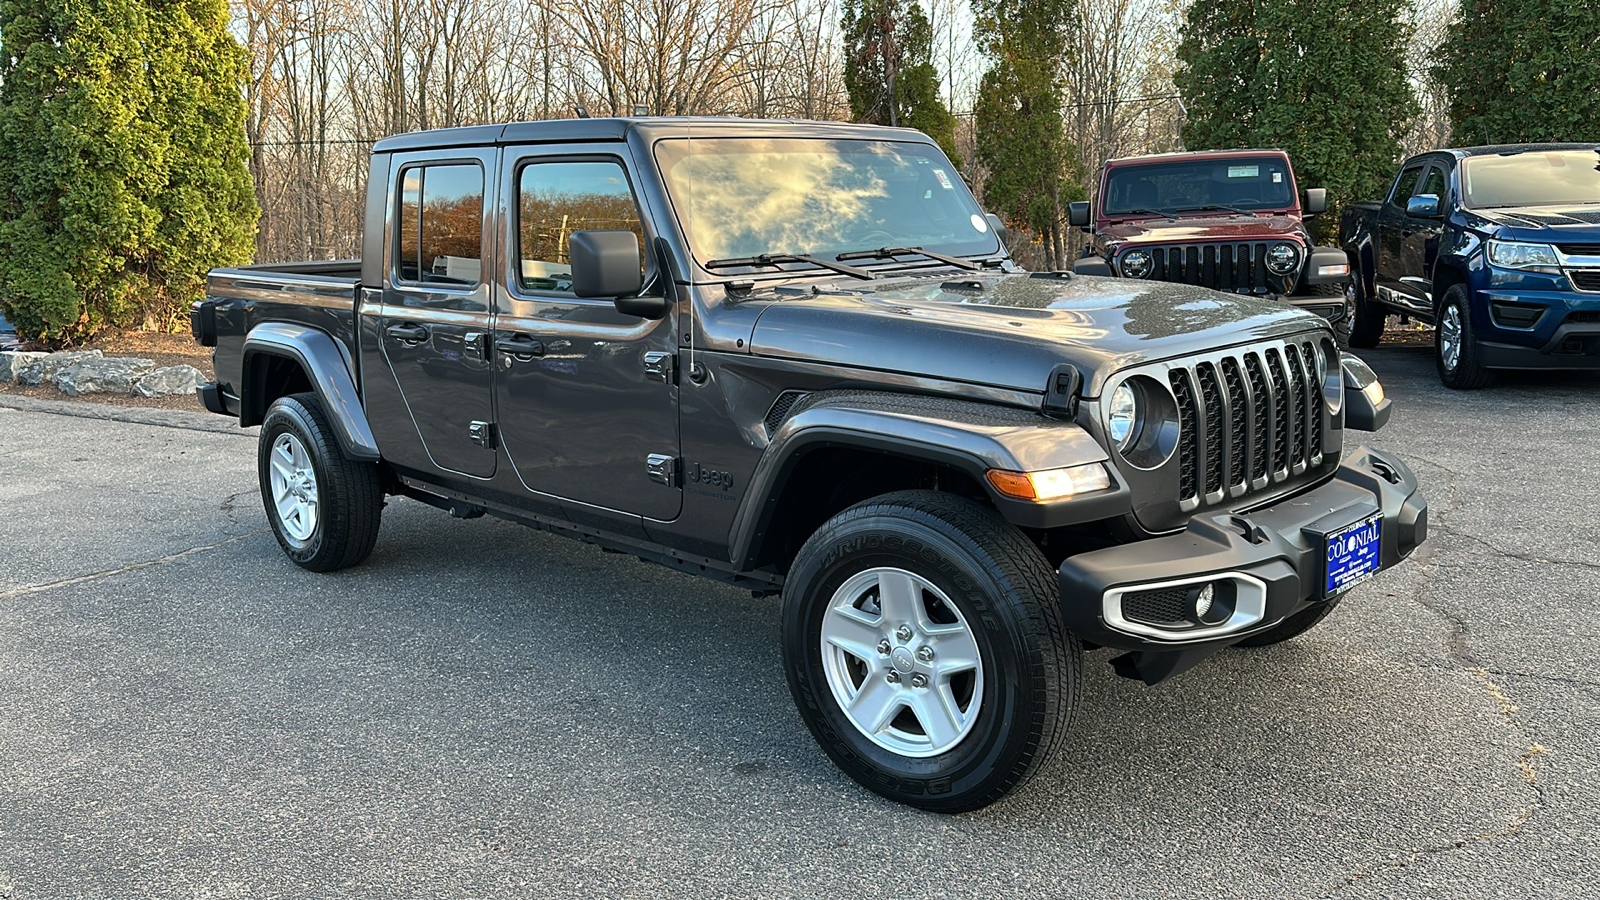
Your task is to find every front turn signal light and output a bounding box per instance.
[986,463,1112,502]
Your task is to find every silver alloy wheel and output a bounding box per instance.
[1440,303,1463,371]
[268,432,320,546]
[1344,283,1358,322]
[819,567,984,758]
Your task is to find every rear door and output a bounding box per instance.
[368,150,499,478]
[490,146,681,524]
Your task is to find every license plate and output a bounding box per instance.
[1325,514,1382,596]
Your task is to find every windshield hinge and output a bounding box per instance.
[1042,364,1081,419]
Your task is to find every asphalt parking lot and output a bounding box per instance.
[2,339,1597,899]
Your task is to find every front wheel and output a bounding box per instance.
[258,392,384,572]
[781,490,1080,812]
[1436,285,1495,389]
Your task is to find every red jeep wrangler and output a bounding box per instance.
[1070,149,1355,343]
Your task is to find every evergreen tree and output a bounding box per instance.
[1435,0,1600,145]
[0,0,257,343]
[842,0,962,165]
[972,0,1082,268]
[1174,0,1415,238]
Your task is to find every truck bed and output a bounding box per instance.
[204,260,365,406]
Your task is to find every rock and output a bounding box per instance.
[134,364,204,398]
[15,349,103,386]
[54,356,155,396]
[1,351,49,383]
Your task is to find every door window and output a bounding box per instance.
[396,163,485,287]
[1389,166,1424,209]
[516,160,645,295]
[1417,166,1447,202]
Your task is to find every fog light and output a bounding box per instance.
[1193,583,1215,619]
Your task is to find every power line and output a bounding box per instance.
[952,94,1182,117]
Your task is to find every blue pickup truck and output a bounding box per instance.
[1340,144,1600,388]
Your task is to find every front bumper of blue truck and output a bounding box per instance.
[1058,445,1426,684]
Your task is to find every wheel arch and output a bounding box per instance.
[1432,260,1471,313]
[729,391,1116,574]
[241,323,380,461]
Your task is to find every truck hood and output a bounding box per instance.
[747,272,1325,396]
[1099,214,1305,247]
[1471,205,1600,244]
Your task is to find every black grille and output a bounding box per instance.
[1196,364,1225,495]
[1170,370,1198,501]
[1302,341,1324,464]
[1169,340,1327,503]
[1559,243,1600,256]
[1571,270,1600,292]
[1122,586,1190,626]
[1567,310,1600,323]
[1266,350,1290,473]
[1221,359,1248,489]
[764,391,808,435]
[1123,242,1283,293]
[1245,355,1270,483]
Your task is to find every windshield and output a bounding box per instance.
[654,137,998,271]
[1462,149,1600,208]
[1102,156,1296,216]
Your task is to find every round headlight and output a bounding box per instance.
[1120,249,1154,279]
[1107,382,1141,451]
[1266,242,1300,275]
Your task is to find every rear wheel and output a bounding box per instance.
[1436,285,1494,389]
[781,490,1079,812]
[258,393,383,572]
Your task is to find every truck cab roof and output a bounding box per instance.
[372,117,934,154]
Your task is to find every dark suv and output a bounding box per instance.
[193,117,1426,812]
[1071,150,1355,341]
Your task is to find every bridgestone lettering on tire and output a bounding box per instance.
[781,490,1080,812]
[258,392,383,572]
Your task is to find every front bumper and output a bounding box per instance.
[1476,287,1600,369]
[1058,445,1426,683]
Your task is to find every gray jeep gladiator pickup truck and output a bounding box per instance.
[194,117,1427,811]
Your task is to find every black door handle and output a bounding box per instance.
[386,322,428,345]
[495,335,545,361]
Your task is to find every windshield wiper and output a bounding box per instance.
[703,252,874,280]
[1119,207,1178,221]
[1175,204,1257,217]
[835,246,983,271]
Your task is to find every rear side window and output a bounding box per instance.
[396,163,484,287]
[516,159,645,295]
[1389,166,1424,209]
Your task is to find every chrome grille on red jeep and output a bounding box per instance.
[1163,338,1330,506]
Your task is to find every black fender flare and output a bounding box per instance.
[727,391,1128,569]
[241,322,381,461]
[1303,246,1353,285]
[1072,257,1114,277]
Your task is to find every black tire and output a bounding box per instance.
[781,489,1079,812]
[258,392,383,572]
[1233,600,1339,647]
[1435,284,1495,389]
[1345,278,1386,349]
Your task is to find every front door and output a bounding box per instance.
[491,150,681,522]
[372,153,498,479]
[1395,164,1448,309]
[1377,163,1425,308]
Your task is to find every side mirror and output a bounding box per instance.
[1405,194,1442,219]
[1069,201,1091,228]
[1341,354,1392,432]
[1303,188,1327,215]
[571,230,668,319]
